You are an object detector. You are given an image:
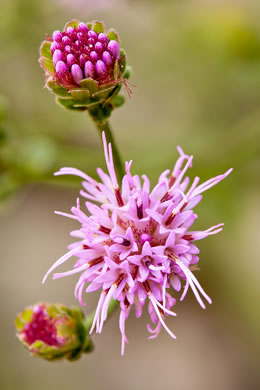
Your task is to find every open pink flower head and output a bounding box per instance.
[43,134,232,354]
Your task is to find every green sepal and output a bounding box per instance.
[79,78,99,94]
[39,57,54,73]
[92,85,118,100]
[64,19,80,31]
[69,88,91,100]
[110,94,125,108]
[119,48,127,74]
[56,97,88,111]
[40,41,52,59]
[92,21,105,34]
[15,316,25,330]
[47,80,70,97]
[107,29,120,42]
[123,65,132,80]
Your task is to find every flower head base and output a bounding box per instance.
[39,20,130,114]
[43,134,232,354]
[15,303,93,361]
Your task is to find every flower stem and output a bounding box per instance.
[95,120,124,182]
[84,299,119,334]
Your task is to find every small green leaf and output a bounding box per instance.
[47,80,70,97]
[87,23,92,30]
[119,48,127,74]
[92,21,105,34]
[79,78,98,94]
[40,41,52,59]
[93,85,117,100]
[15,316,25,330]
[111,94,125,108]
[56,98,87,111]
[64,19,80,31]
[107,29,119,42]
[22,309,33,323]
[39,57,54,73]
[69,89,90,100]
[123,65,132,80]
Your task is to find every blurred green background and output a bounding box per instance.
[0,0,259,389]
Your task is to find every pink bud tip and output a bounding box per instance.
[107,40,120,59]
[102,51,112,67]
[55,61,67,75]
[62,36,71,45]
[90,51,99,62]
[95,60,107,77]
[66,53,76,67]
[84,61,95,78]
[79,53,88,68]
[50,41,59,54]
[78,22,89,34]
[52,30,62,42]
[88,30,97,41]
[98,33,109,45]
[71,63,83,84]
[95,42,103,54]
[53,50,63,65]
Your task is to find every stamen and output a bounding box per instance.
[115,188,124,207]
[99,225,111,234]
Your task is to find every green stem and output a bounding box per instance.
[95,120,124,182]
[84,299,119,334]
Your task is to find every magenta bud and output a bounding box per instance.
[62,36,71,45]
[95,42,103,54]
[102,51,112,67]
[88,30,97,41]
[84,61,95,79]
[95,60,106,77]
[107,40,120,59]
[78,23,89,34]
[71,64,83,84]
[64,45,72,54]
[52,30,62,42]
[66,26,74,34]
[53,50,63,65]
[50,41,59,54]
[77,32,84,41]
[66,54,76,67]
[88,38,95,47]
[79,53,87,68]
[98,33,109,45]
[55,61,67,76]
[74,40,80,49]
[90,51,99,62]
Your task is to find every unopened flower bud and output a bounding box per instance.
[98,33,109,45]
[71,64,83,84]
[90,51,98,62]
[67,53,76,67]
[108,40,120,59]
[52,30,62,42]
[15,303,93,361]
[102,51,112,67]
[53,50,63,65]
[96,60,106,77]
[84,60,95,78]
[40,19,130,111]
[56,61,67,76]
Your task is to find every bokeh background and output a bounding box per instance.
[1,0,259,389]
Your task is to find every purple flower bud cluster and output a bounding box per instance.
[50,23,120,86]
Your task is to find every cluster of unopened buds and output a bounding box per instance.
[50,23,120,86]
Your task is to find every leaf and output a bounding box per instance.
[119,48,127,74]
[15,316,25,330]
[56,98,87,111]
[107,29,119,42]
[123,65,132,80]
[39,41,52,59]
[79,78,98,94]
[93,85,117,100]
[39,57,54,73]
[47,80,70,97]
[111,94,125,108]
[69,89,91,100]
[92,21,105,34]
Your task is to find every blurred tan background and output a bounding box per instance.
[0,0,259,389]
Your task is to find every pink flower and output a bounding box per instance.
[43,134,232,354]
